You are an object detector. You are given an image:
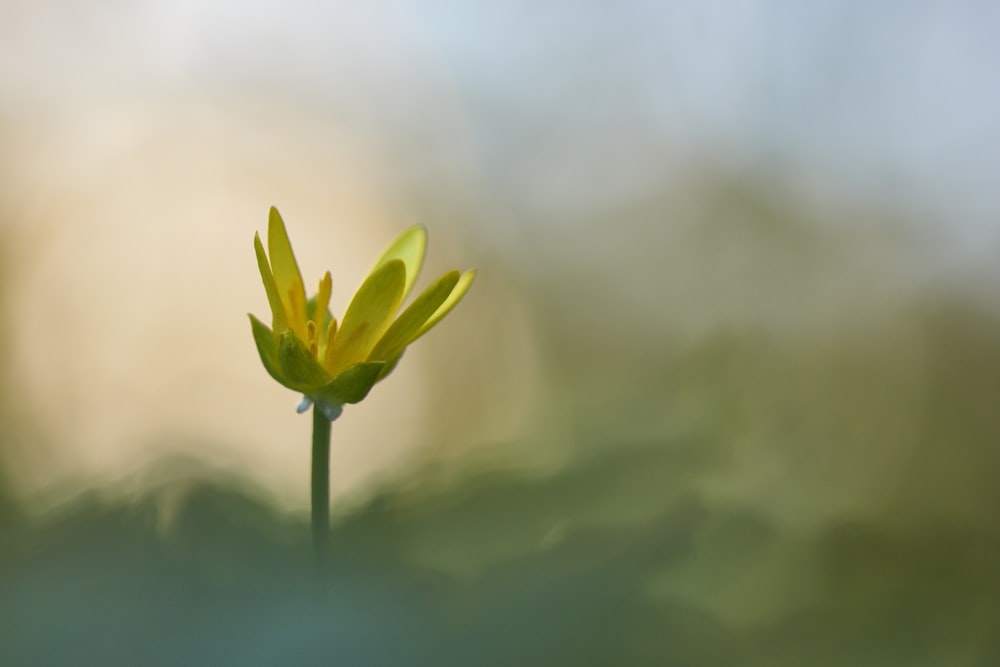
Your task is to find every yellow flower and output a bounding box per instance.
[249,207,475,418]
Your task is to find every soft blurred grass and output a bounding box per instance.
[2,442,999,665]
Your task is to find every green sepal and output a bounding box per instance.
[376,350,404,382]
[277,329,331,392]
[249,314,288,387]
[314,361,387,405]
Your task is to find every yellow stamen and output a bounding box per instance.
[313,271,332,337]
[306,319,318,357]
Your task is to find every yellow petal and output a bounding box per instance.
[369,270,460,362]
[410,269,476,343]
[254,233,288,332]
[323,317,338,370]
[267,207,308,339]
[373,225,426,301]
[326,259,406,376]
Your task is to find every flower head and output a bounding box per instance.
[250,207,475,418]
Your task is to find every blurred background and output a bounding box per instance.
[2,1,1000,664]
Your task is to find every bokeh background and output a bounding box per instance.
[2,1,1000,665]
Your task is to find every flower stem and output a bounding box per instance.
[311,404,331,565]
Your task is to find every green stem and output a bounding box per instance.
[311,405,331,565]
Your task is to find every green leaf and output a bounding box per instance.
[314,361,387,405]
[277,330,330,391]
